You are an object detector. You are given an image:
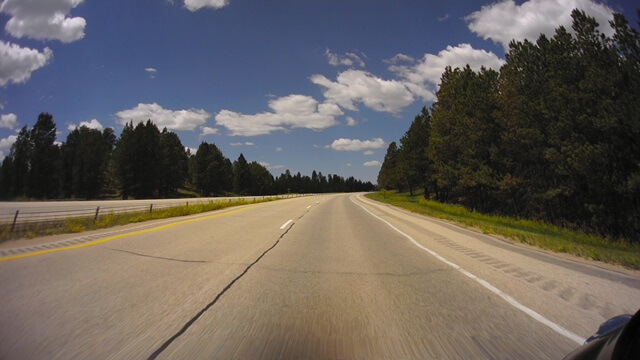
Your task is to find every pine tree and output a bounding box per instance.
[29,113,60,198]
[233,153,251,195]
[377,142,400,190]
[398,106,432,197]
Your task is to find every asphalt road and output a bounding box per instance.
[0,193,638,359]
[0,195,302,221]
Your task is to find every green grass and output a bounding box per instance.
[366,191,640,269]
[0,197,279,242]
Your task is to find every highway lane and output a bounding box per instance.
[0,193,638,359]
[0,195,305,223]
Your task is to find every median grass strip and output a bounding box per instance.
[366,191,640,270]
[0,197,278,242]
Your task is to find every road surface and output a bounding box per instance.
[0,193,638,359]
[0,195,304,224]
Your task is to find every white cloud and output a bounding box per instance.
[438,14,451,22]
[364,160,382,167]
[275,147,283,152]
[0,40,52,86]
[184,0,229,12]
[201,126,219,136]
[0,134,17,159]
[327,138,385,152]
[346,163,352,167]
[363,150,374,156]
[145,68,157,78]
[0,0,86,43]
[345,116,357,126]
[311,70,415,114]
[384,53,416,65]
[230,142,254,146]
[116,103,210,131]
[67,118,104,131]
[325,49,365,67]
[259,162,285,171]
[215,94,342,136]
[389,44,505,101]
[466,0,615,50]
[185,146,197,154]
[0,113,18,129]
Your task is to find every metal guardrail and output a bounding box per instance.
[0,194,309,235]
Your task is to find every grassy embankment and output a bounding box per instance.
[366,191,640,270]
[0,197,278,242]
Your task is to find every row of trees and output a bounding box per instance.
[0,117,374,199]
[378,10,640,239]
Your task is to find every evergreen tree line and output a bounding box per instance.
[378,10,640,239]
[0,117,374,199]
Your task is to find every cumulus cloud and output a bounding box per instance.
[345,116,357,126]
[363,160,381,167]
[363,150,374,156]
[327,138,385,152]
[275,147,283,152]
[230,142,254,146]
[325,49,365,67]
[0,0,86,43]
[311,70,415,114]
[383,53,416,65]
[0,134,17,159]
[388,43,505,101]
[0,113,18,129]
[185,146,197,154]
[116,103,210,131]
[314,45,503,111]
[215,94,342,136]
[184,0,229,12]
[67,118,104,131]
[200,126,219,137]
[259,162,285,171]
[466,0,615,50]
[0,41,53,86]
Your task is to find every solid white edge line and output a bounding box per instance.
[280,219,293,230]
[350,195,586,345]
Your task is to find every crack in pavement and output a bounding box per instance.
[105,247,212,264]
[146,213,304,360]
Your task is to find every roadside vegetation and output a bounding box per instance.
[0,118,374,201]
[367,191,640,269]
[377,11,640,252]
[0,197,278,242]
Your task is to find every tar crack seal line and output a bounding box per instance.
[147,214,304,359]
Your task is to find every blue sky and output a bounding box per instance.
[0,0,635,182]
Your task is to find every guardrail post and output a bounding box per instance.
[94,206,100,222]
[149,204,153,213]
[10,210,19,233]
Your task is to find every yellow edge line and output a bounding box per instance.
[0,204,260,263]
